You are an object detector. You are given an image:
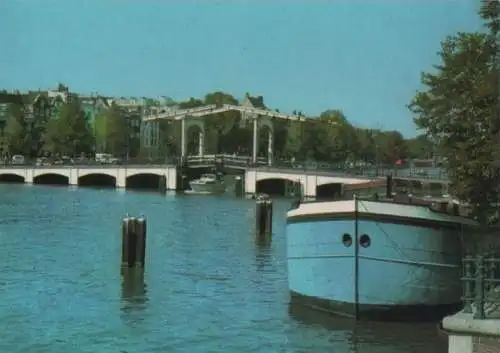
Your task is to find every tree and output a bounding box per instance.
[408,29,498,223]
[158,120,180,157]
[95,103,130,156]
[405,134,434,159]
[203,91,240,153]
[313,110,356,162]
[374,130,406,164]
[479,0,500,34]
[4,102,31,155]
[178,97,203,109]
[42,96,94,156]
[283,120,304,158]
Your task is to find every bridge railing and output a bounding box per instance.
[0,155,449,181]
[269,159,448,181]
[185,154,268,168]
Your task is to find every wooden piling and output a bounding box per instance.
[121,216,147,272]
[158,175,167,194]
[255,196,273,240]
[134,217,147,269]
[386,175,393,198]
[234,176,244,197]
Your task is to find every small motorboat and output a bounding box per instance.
[187,173,226,194]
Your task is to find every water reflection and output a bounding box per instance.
[120,269,149,315]
[288,304,448,353]
[254,239,272,274]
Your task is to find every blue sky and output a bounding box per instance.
[0,1,483,136]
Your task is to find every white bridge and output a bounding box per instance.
[142,104,307,122]
[0,164,384,197]
[142,104,315,166]
[0,165,178,189]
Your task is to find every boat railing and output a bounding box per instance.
[462,248,500,319]
[290,192,470,217]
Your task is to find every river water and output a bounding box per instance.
[0,184,448,353]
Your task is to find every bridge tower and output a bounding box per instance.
[181,116,205,158]
[251,116,274,166]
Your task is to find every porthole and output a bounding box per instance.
[342,233,352,247]
[360,234,371,248]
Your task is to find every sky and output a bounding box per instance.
[0,0,484,137]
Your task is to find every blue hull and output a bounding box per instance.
[286,218,464,320]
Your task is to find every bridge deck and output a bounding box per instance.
[0,154,449,183]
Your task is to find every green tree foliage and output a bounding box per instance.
[406,134,434,159]
[42,96,94,156]
[178,98,203,109]
[0,89,436,165]
[283,120,304,158]
[409,29,498,222]
[95,103,130,156]
[158,120,180,157]
[4,102,31,155]
[373,130,406,164]
[203,91,240,153]
[479,0,500,33]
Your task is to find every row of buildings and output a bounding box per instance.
[0,85,176,158]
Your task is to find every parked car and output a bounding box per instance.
[11,155,25,165]
[36,157,51,166]
[95,153,121,165]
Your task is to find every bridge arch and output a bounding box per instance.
[78,170,117,180]
[258,117,274,133]
[255,177,302,197]
[33,173,69,185]
[316,182,343,200]
[126,173,164,190]
[0,172,25,183]
[183,118,205,157]
[78,173,116,188]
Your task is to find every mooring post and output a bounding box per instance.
[386,175,392,198]
[121,216,136,269]
[264,199,273,236]
[135,216,147,269]
[158,175,167,194]
[255,196,273,241]
[121,215,147,275]
[234,176,244,197]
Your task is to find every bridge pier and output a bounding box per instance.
[198,129,204,157]
[268,132,273,166]
[181,119,186,158]
[25,169,34,184]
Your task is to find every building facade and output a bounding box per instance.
[1,84,178,159]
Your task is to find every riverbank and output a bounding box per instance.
[442,309,500,353]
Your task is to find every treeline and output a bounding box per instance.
[2,93,137,159]
[2,89,433,163]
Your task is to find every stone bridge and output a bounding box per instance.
[0,164,446,197]
[0,165,177,189]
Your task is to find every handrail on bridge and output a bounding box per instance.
[184,154,268,168]
[0,156,449,182]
